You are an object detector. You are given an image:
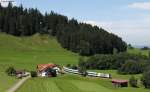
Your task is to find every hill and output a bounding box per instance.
[0,33,79,69]
[0,33,79,92]
[0,33,149,92]
[0,4,127,55]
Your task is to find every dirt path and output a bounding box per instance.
[7,76,31,92]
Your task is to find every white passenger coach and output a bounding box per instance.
[63,67,111,78]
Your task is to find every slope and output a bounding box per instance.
[0,33,79,91]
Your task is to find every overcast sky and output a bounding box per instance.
[1,0,150,46]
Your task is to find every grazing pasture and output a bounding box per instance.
[0,33,79,70]
[17,75,114,92]
[0,33,150,92]
[0,33,79,92]
[127,48,149,57]
[17,74,150,92]
[0,65,19,92]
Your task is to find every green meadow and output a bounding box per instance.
[127,48,149,57]
[17,74,150,92]
[0,33,150,92]
[0,33,79,92]
[0,65,19,92]
[0,33,79,70]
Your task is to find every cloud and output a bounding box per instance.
[84,19,150,46]
[0,0,17,7]
[0,1,9,7]
[128,2,150,10]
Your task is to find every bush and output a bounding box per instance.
[129,76,138,87]
[78,53,149,74]
[66,64,71,68]
[5,67,16,76]
[31,71,37,77]
[71,65,78,70]
[141,47,149,50]
[118,60,143,74]
[141,71,150,88]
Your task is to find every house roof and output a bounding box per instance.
[112,79,128,84]
[37,63,56,71]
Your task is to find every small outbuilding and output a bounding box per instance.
[112,79,128,87]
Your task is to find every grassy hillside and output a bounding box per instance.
[1,33,150,92]
[0,33,79,92]
[0,33,79,70]
[17,74,150,92]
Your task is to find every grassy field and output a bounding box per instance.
[16,75,114,92]
[127,48,149,57]
[0,33,150,92]
[0,33,79,92]
[0,33,79,70]
[16,74,150,92]
[0,65,19,92]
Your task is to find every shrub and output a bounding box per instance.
[141,71,150,88]
[141,46,149,50]
[78,53,149,73]
[129,76,138,87]
[118,60,143,74]
[71,65,78,69]
[31,71,37,77]
[5,67,16,76]
[66,64,71,68]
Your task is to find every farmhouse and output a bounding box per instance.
[37,63,60,77]
[112,79,128,87]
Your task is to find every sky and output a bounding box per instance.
[1,0,150,46]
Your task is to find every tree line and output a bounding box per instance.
[0,3,127,55]
[78,53,150,74]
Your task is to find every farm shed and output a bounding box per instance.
[112,79,128,87]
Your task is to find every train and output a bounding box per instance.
[63,67,111,78]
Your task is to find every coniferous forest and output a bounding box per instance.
[0,3,127,56]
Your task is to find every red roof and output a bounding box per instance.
[112,79,128,84]
[37,63,56,71]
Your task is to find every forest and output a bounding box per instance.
[78,53,150,74]
[0,3,127,55]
